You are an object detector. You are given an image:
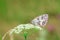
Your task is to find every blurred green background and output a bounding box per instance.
[0,0,60,40]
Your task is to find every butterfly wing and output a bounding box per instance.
[31,14,48,27]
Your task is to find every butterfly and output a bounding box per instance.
[31,14,48,27]
[2,14,48,40]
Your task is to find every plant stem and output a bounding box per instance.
[24,32,28,40]
[24,36,27,40]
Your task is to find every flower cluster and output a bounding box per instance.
[9,24,43,35]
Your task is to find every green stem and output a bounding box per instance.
[24,32,28,40]
[24,35,27,40]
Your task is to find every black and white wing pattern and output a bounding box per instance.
[31,14,48,27]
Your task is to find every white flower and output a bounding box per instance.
[14,29,22,34]
[9,24,43,34]
[25,24,35,29]
[14,24,25,34]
